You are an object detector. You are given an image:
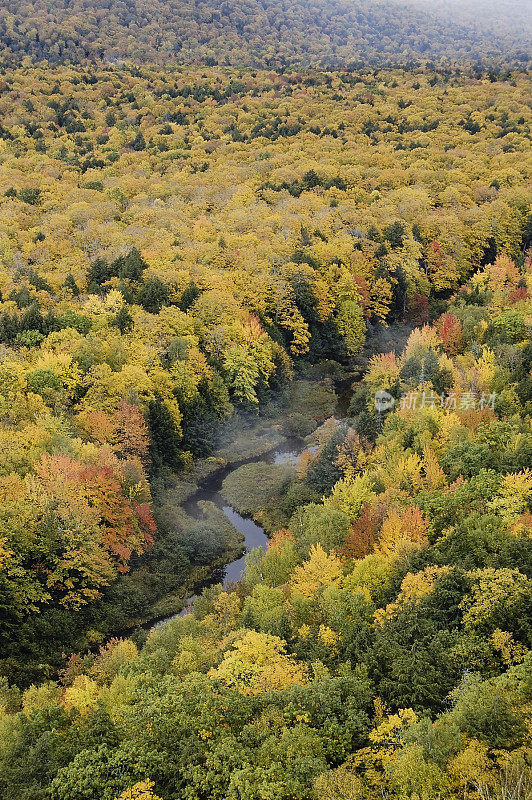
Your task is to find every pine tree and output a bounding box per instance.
[113,306,133,334]
[147,398,182,471]
[63,273,80,296]
[138,277,169,313]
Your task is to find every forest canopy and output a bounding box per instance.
[0,246,531,800]
[0,63,529,684]
[0,0,530,68]
[0,0,530,793]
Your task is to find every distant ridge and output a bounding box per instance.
[0,0,529,68]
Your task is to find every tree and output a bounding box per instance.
[87,257,111,288]
[313,766,364,799]
[424,240,459,292]
[341,503,384,559]
[290,544,343,599]
[116,248,148,281]
[209,630,308,695]
[147,398,183,471]
[110,401,151,464]
[129,131,146,151]
[49,745,144,800]
[242,584,288,637]
[289,503,351,556]
[63,675,99,715]
[138,277,169,313]
[304,429,345,495]
[113,306,134,334]
[449,674,527,749]
[245,530,298,588]
[178,281,201,311]
[376,506,430,562]
[325,474,376,522]
[369,607,458,712]
[386,743,446,800]
[438,312,464,354]
[115,782,163,800]
[223,345,261,406]
[63,273,80,296]
[335,299,365,356]
[459,568,531,642]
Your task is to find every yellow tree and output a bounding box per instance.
[115,781,163,800]
[209,630,308,695]
[290,544,343,599]
[325,473,376,521]
[376,506,430,562]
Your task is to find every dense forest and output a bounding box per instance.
[0,0,530,796]
[1,244,531,798]
[0,0,530,68]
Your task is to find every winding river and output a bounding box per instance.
[152,440,304,627]
[152,325,407,628]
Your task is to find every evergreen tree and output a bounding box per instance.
[138,277,169,314]
[20,303,45,333]
[130,132,146,151]
[116,248,148,282]
[63,273,80,296]
[304,428,345,495]
[178,281,201,311]
[147,398,183,471]
[113,306,133,334]
[87,258,110,289]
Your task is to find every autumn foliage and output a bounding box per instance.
[341,502,384,560]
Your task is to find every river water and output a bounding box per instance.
[148,325,409,630]
[152,373,365,628]
[151,439,304,627]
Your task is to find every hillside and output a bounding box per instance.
[0,0,530,796]
[0,61,530,683]
[1,244,531,799]
[0,0,530,68]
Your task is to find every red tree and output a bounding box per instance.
[341,503,384,560]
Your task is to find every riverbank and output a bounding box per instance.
[1,326,409,685]
[139,431,308,629]
[137,321,414,635]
